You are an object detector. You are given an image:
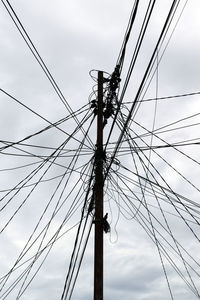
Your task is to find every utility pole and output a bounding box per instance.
[94,71,104,300]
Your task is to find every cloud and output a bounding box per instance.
[1,0,200,299]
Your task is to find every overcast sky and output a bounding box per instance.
[1,1,200,300]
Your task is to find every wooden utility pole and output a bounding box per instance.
[94,71,104,300]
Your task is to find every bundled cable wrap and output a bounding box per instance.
[103,213,111,233]
[103,65,121,127]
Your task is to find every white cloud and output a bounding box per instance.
[1,0,200,299]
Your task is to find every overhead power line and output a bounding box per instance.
[0,88,93,150]
[123,91,200,104]
[1,0,94,148]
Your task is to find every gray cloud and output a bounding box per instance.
[1,0,200,299]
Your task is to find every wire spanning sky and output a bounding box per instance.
[1,1,200,300]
